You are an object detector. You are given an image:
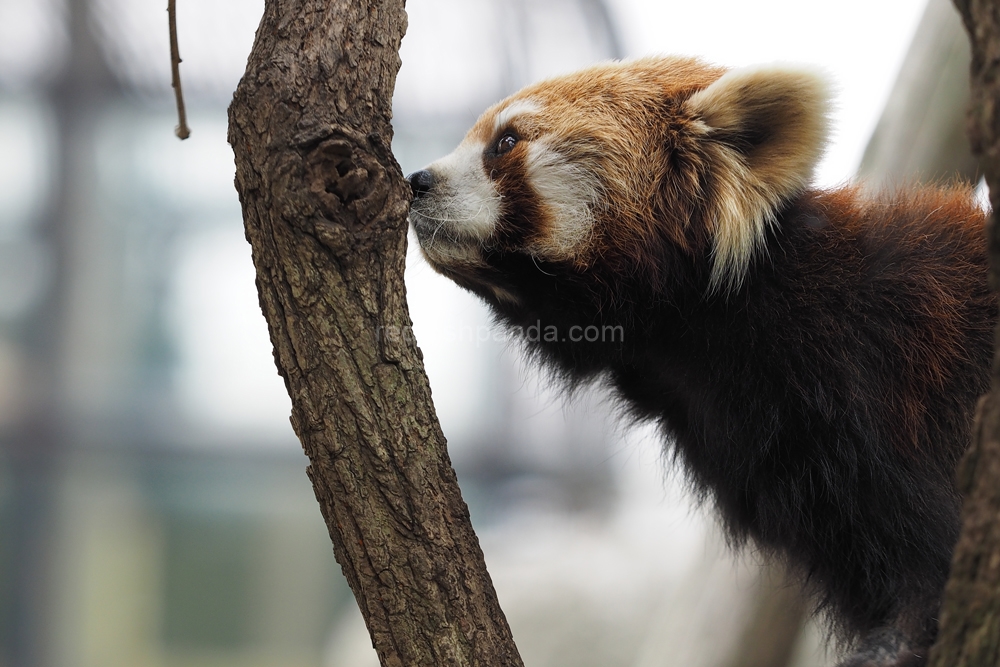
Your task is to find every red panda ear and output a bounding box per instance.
[683,66,830,292]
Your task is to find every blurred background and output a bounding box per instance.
[0,0,979,665]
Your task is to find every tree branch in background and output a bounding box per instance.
[928,2,1000,665]
[227,1,524,665]
[168,0,190,140]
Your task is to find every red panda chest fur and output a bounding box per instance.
[406,56,995,666]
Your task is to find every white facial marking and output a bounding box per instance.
[420,139,500,243]
[524,141,599,260]
[493,99,542,133]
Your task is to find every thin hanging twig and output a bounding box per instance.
[168,0,190,139]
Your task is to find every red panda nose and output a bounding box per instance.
[407,170,434,199]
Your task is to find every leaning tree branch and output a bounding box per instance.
[167,0,190,139]
[228,2,523,666]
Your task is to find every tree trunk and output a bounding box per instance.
[929,2,1000,666]
[227,2,523,666]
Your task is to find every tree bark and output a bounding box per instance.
[227,2,523,666]
[929,2,1000,666]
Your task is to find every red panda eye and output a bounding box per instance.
[497,133,518,155]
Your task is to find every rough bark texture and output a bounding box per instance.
[929,2,1000,666]
[227,2,523,666]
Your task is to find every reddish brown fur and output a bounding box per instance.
[794,186,987,457]
[466,57,828,293]
[470,57,727,273]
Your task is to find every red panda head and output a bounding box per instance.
[408,56,829,304]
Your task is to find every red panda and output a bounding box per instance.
[406,56,995,667]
